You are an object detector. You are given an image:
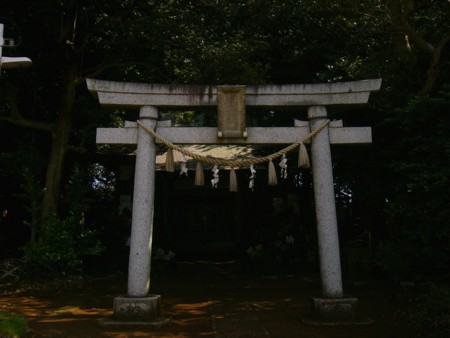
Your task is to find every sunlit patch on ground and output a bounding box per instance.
[0,261,419,338]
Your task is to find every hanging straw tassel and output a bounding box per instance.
[165,148,175,172]
[268,160,278,185]
[298,143,310,169]
[194,162,204,186]
[229,168,238,192]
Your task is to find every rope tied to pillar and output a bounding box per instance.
[136,119,330,189]
[137,119,329,167]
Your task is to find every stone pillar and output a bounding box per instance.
[301,106,370,325]
[99,106,169,328]
[128,106,158,297]
[308,106,343,299]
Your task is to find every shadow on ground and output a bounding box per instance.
[0,260,418,337]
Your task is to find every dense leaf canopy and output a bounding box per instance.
[0,0,449,281]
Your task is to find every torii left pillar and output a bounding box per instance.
[100,106,169,328]
[127,106,157,297]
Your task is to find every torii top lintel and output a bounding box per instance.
[86,78,382,109]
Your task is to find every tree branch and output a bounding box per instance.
[437,34,450,53]
[386,0,450,95]
[418,33,450,95]
[401,22,435,56]
[81,60,169,83]
[0,84,54,133]
[0,115,55,133]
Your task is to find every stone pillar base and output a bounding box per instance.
[98,295,170,328]
[311,296,358,321]
[300,297,373,325]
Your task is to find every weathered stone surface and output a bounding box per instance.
[127,106,158,297]
[89,78,381,328]
[98,294,170,328]
[96,126,372,145]
[309,106,343,299]
[113,295,161,320]
[310,297,358,321]
[87,78,382,96]
[86,78,382,108]
[217,86,246,138]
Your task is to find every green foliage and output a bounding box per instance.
[0,0,449,287]
[17,168,43,239]
[0,136,48,245]
[420,285,450,336]
[23,213,103,274]
[400,284,450,338]
[375,87,450,281]
[23,165,104,274]
[0,309,27,338]
[375,242,412,283]
[63,165,93,218]
[89,163,116,201]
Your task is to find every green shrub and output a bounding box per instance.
[375,241,414,283]
[0,309,27,338]
[421,285,450,337]
[20,165,106,275]
[404,284,450,338]
[23,213,104,274]
[377,89,450,282]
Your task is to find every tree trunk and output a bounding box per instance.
[41,128,68,219]
[41,82,75,220]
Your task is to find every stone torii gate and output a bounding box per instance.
[87,78,381,326]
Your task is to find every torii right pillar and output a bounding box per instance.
[305,106,368,324]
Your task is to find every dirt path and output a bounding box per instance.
[1,261,417,337]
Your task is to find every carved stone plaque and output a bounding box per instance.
[217,86,246,138]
